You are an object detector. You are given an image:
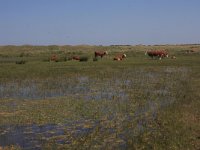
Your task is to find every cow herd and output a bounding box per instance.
[94,51,127,61]
[50,49,173,62]
[70,51,127,61]
[93,50,171,60]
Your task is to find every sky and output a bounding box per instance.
[0,0,200,45]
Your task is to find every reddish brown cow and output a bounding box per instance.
[145,50,168,60]
[72,56,80,60]
[50,54,58,62]
[113,54,127,61]
[186,49,196,53]
[94,51,108,58]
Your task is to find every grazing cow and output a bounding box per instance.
[50,54,58,62]
[185,49,196,54]
[113,54,126,61]
[72,56,80,60]
[94,51,108,58]
[145,50,168,60]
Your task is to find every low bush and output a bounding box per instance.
[64,57,73,61]
[79,56,89,62]
[93,57,98,61]
[16,60,26,64]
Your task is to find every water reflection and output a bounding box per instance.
[0,76,129,101]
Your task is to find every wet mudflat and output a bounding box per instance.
[0,67,192,149]
[0,97,175,149]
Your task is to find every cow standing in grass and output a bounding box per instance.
[145,50,168,60]
[113,54,127,61]
[94,51,108,58]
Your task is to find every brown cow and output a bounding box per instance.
[72,56,80,60]
[94,51,108,58]
[145,50,168,60]
[113,54,126,61]
[50,54,58,62]
[185,49,196,53]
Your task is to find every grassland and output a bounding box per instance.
[0,45,199,149]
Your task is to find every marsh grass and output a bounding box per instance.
[79,56,89,62]
[0,45,199,149]
[15,60,26,64]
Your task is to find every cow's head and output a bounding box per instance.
[104,51,108,55]
[123,54,127,58]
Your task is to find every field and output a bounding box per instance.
[0,45,199,149]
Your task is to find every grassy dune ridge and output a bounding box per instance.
[0,45,199,149]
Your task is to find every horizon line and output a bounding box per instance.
[0,43,200,47]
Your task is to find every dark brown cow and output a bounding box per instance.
[145,50,168,60]
[94,51,108,58]
[72,56,80,60]
[113,54,126,61]
[50,54,58,62]
[185,49,196,53]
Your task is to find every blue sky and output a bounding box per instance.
[0,0,200,45]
